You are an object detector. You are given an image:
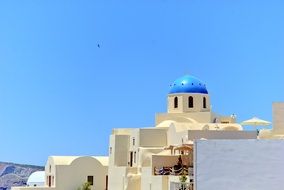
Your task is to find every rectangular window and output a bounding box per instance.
[221,121,229,124]
[87,176,94,185]
[105,175,108,190]
[48,176,51,187]
[132,138,135,146]
[129,151,133,167]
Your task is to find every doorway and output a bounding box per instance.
[129,151,133,167]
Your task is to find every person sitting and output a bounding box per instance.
[173,156,183,174]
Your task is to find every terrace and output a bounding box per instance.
[152,144,194,177]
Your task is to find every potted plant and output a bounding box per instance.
[77,182,91,190]
[179,168,187,190]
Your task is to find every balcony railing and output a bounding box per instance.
[154,166,193,176]
[170,182,194,190]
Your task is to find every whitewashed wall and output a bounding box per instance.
[195,140,284,190]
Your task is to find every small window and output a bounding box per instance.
[188,96,193,108]
[48,176,51,187]
[87,176,94,185]
[174,97,178,108]
[105,175,108,190]
[132,138,135,146]
[109,147,112,154]
[203,97,207,108]
[221,121,229,124]
[134,151,136,163]
[129,152,133,167]
[49,165,51,173]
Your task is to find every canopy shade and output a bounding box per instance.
[164,145,176,150]
[240,117,271,126]
[174,144,193,151]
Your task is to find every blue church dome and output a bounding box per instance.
[169,75,208,94]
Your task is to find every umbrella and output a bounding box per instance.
[240,117,271,127]
[174,144,193,155]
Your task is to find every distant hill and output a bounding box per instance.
[0,162,44,190]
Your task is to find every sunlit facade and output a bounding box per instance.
[12,75,284,190]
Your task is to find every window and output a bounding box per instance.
[129,152,133,167]
[48,176,51,187]
[174,97,178,108]
[221,121,229,124]
[203,97,207,108]
[49,165,51,173]
[134,151,136,163]
[105,175,108,190]
[109,147,112,154]
[132,138,135,146]
[87,176,94,185]
[188,96,193,108]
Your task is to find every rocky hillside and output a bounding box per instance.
[0,162,44,190]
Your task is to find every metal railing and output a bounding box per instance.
[170,182,194,190]
[154,166,194,176]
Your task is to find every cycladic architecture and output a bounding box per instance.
[12,75,284,190]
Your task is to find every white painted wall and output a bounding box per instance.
[188,130,257,140]
[114,135,130,166]
[139,128,168,147]
[273,102,284,133]
[259,102,284,139]
[56,157,108,190]
[107,167,127,190]
[195,140,284,190]
[156,112,212,125]
[167,93,210,113]
[151,176,168,190]
[141,167,152,190]
[138,148,164,167]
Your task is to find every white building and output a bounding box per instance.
[12,156,108,190]
[27,171,45,187]
[12,75,284,190]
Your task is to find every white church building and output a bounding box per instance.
[12,75,284,190]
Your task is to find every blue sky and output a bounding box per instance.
[0,0,284,165]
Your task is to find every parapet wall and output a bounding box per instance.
[273,102,284,133]
[194,139,284,190]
